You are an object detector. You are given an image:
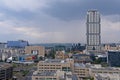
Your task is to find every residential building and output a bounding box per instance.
[0,42,7,49]
[0,63,13,80]
[0,48,25,61]
[86,10,101,53]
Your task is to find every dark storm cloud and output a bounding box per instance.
[43,0,120,20]
[0,0,119,43]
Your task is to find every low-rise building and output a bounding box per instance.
[32,70,65,80]
[55,51,69,59]
[73,63,90,79]
[25,46,45,57]
[73,54,91,63]
[102,43,120,51]
[89,64,120,80]
[94,73,120,80]
[37,59,74,72]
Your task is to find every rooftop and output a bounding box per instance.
[0,62,12,69]
[33,71,57,76]
[41,59,73,63]
[74,63,86,68]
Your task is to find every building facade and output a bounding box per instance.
[7,40,29,48]
[107,51,120,67]
[25,46,45,57]
[0,63,13,80]
[74,63,90,79]
[32,70,67,80]
[72,54,91,63]
[55,51,69,59]
[86,10,101,53]
[37,59,74,72]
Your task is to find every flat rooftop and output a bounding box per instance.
[33,71,57,76]
[74,63,86,68]
[0,62,12,69]
[41,59,73,63]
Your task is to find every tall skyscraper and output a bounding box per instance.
[86,10,101,53]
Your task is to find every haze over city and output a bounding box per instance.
[0,0,120,43]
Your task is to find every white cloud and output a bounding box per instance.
[101,15,120,43]
[0,4,120,43]
[0,0,50,12]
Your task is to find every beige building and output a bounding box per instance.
[25,46,45,57]
[32,59,77,80]
[73,63,90,79]
[32,70,66,80]
[32,58,120,80]
[32,70,76,80]
[55,51,69,59]
[89,65,120,80]
[37,59,74,72]
[94,73,120,80]
[102,44,120,51]
[33,59,91,80]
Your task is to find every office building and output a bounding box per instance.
[37,59,74,72]
[34,59,91,80]
[86,10,101,53]
[107,51,120,67]
[7,40,29,48]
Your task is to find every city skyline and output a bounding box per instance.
[0,0,120,43]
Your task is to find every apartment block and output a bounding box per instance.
[0,63,13,80]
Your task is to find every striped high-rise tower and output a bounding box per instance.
[86,10,101,53]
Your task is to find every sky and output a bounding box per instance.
[0,0,120,43]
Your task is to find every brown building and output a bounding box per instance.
[25,46,45,57]
[55,51,69,59]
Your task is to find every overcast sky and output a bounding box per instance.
[0,0,120,43]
